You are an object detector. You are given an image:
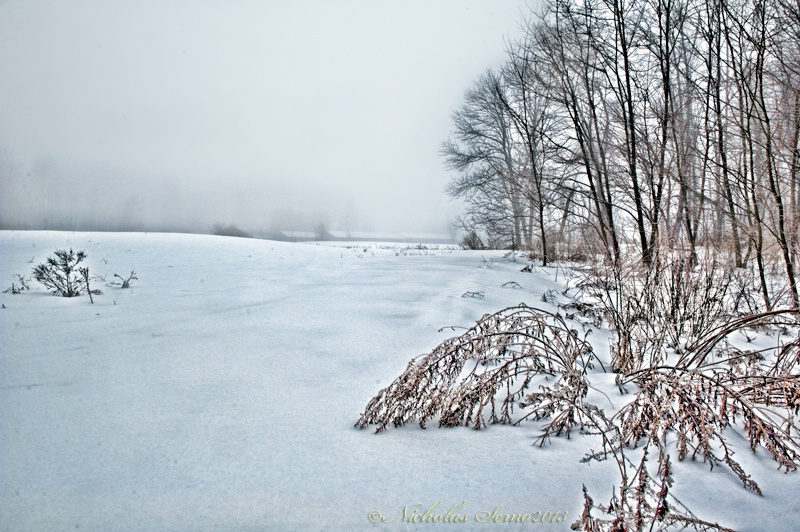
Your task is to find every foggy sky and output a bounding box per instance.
[0,0,532,234]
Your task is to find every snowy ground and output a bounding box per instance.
[0,231,795,531]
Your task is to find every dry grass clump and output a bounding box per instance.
[357,299,800,531]
[356,305,598,432]
[570,253,776,374]
[574,450,737,532]
[615,311,800,492]
[574,310,799,531]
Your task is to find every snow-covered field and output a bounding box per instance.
[0,231,795,531]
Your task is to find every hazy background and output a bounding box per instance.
[0,0,532,235]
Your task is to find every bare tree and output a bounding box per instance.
[499,39,561,264]
[530,2,623,264]
[442,70,528,248]
[441,0,799,307]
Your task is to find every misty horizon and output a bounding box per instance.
[0,153,459,235]
[0,1,532,236]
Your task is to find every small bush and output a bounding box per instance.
[461,230,485,250]
[32,249,96,298]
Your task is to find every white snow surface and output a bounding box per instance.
[0,231,796,531]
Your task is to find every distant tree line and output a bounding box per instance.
[211,222,252,238]
[443,0,799,307]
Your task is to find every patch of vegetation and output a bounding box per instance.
[110,270,138,289]
[32,249,100,300]
[358,267,800,531]
[3,274,30,294]
[356,306,598,432]
[211,223,251,238]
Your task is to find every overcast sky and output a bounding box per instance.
[0,0,533,234]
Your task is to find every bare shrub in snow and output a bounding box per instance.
[32,249,100,299]
[461,291,485,299]
[110,270,138,289]
[3,274,30,294]
[355,305,598,432]
[461,230,485,250]
[622,313,800,477]
[573,253,763,374]
[358,305,800,531]
[574,310,800,531]
[574,451,736,532]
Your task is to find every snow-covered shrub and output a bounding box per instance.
[32,249,96,298]
[358,304,800,532]
[625,312,799,474]
[574,309,800,531]
[574,450,736,532]
[355,305,599,432]
[573,252,759,374]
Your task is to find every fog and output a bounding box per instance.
[0,0,531,235]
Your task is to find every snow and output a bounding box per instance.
[324,231,455,244]
[0,231,795,531]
